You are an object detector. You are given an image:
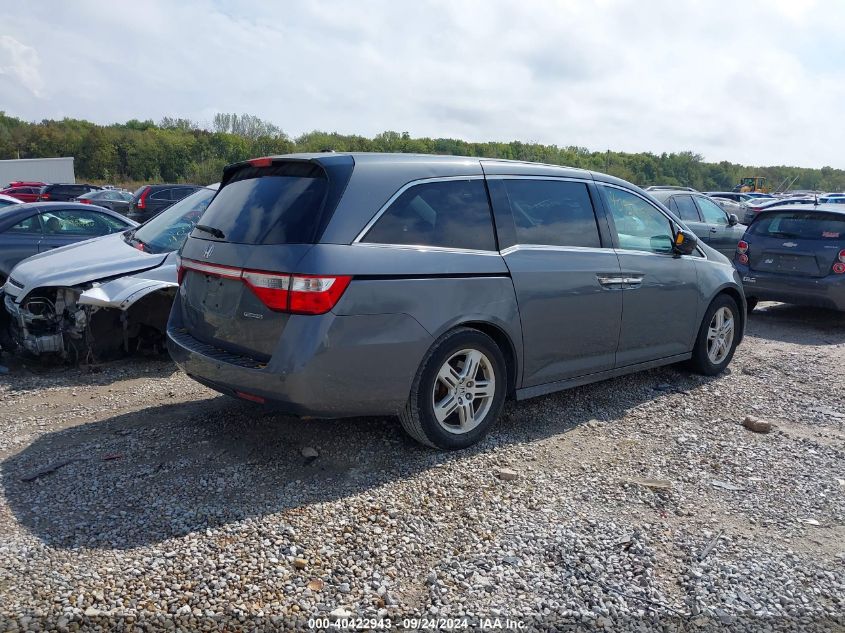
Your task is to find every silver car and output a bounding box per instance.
[2,186,218,359]
[168,154,745,450]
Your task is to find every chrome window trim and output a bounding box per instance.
[499,244,612,256]
[613,248,703,260]
[351,242,500,256]
[484,174,592,184]
[353,175,486,244]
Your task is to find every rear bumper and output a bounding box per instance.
[167,310,434,418]
[737,265,845,311]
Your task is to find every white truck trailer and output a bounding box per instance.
[0,157,75,187]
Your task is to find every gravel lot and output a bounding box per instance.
[0,302,843,631]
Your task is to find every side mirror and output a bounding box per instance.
[728,214,739,226]
[672,229,698,256]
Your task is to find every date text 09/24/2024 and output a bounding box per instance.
[307,617,527,629]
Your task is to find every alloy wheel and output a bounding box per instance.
[431,348,496,434]
[707,306,735,364]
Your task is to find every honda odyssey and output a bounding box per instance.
[167,154,745,449]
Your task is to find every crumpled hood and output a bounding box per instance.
[8,232,168,299]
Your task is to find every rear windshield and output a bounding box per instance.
[750,211,845,240]
[195,164,328,244]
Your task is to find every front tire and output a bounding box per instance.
[400,327,507,450]
[687,295,740,375]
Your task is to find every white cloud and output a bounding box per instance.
[0,0,843,168]
[0,35,44,97]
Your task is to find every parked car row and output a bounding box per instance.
[0,182,201,220]
[2,155,843,449]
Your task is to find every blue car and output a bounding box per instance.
[0,202,136,285]
[734,203,845,311]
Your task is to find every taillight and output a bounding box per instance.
[178,258,351,315]
[249,157,273,168]
[80,198,91,204]
[833,263,845,275]
[838,249,845,263]
[241,270,292,311]
[737,240,749,254]
[40,192,50,201]
[288,275,351,314]
[136,187,150,209]
[738,254,749,264]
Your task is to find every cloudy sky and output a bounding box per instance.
[1,0,843,168]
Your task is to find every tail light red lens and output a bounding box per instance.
[833,262,845,274]
[249,157,273,168]
[136,187,150,209]
[241,270,292,311]
[288,275,352,314]
[838,249,845,263]
[738,253,749,264]
[736,240,749,254]
[40,193,50,201]
[178,258,351,315]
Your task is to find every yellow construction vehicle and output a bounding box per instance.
[736,176,769,193]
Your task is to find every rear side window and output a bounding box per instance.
[363,179,496,251]
[197,163,328,244]
[8,216,41,233]
[673,195,701,222]
[41,210,128,235]
[150,188,172,201]
[172,187,195,201]
[749,212,845,240]
[503,179,600,248]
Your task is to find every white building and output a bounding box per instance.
[0,157,75,187]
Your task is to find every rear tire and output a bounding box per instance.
[687,294,740,376]
[399,327,507,450]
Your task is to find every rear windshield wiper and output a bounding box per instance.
[195,224,225,239]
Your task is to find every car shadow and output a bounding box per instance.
[746,302,845,346]
[1,364,713,550]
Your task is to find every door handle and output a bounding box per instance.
[709,227,718,232]
[596,275,625,289]
[597,274,643,289]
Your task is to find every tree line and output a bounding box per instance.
[0,111,842,192]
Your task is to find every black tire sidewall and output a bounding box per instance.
[692,295,740,374]
[414,330,507,450]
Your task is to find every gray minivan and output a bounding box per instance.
[167,154,745,449]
